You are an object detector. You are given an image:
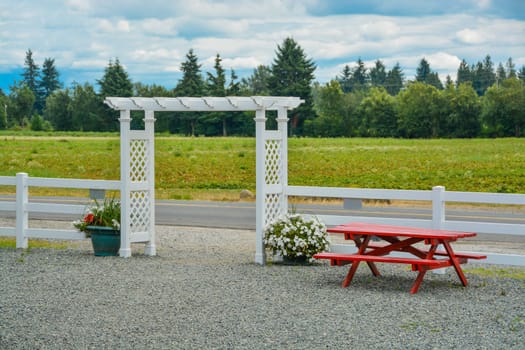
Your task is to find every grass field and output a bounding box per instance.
[1,132,524,200]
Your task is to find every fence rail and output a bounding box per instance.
[1,173,524,266]
[0,173,120,248]
[287,185,525,266]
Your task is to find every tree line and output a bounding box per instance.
[0,38,524,137]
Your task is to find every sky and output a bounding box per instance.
[1,0,524,93]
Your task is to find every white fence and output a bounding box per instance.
[1,173,524,266]
[288,185,525,266]
[0,173,120,248]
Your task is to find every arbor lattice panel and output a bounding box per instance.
[130,190,150,233]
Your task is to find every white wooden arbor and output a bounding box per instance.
[105,96,303,264]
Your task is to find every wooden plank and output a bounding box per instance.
[328,222,476,239]
[364,242,487,260]
[313,252,450,267]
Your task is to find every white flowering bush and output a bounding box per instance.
[264,214,329,262]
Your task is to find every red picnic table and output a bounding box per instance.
[314,222,486,294]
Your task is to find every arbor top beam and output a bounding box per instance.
[104,96,303,112]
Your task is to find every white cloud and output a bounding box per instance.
[426,52,462,70]
[71,59,108,69]
[456,28,485,44]
[97,19,130,33]
[0,0,524,89]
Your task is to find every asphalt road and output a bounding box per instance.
[1,196,524,244]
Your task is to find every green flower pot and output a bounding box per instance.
[282,255,310,265]
[86,226,120,256]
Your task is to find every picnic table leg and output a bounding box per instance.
[442,240,469,287]
[354,235,380,277]
[410,269,427,294]
[342,261,360,288]
[410,243,438,294]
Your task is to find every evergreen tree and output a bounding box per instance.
[22,49,40,98]
[369,60,387,88]
[97,58,133,131]
[225,69,249,136]
[505,57,516,78]
[227,69,240,96]
[415,58,431,82]
[21,49,42,113]
[268,37,316,136]
[175,49,204,97]
[472,61,485,96]
[337,65,352,93]
[416,58,443,89]
[351,58,368,91]
[240,65,271,95]
[426,72,444,90]
[472,55,496,96]
[496,63,507,83]
[206,54,226,96]
[98,58,133,97]
[456,59,471,86]
[39,58,61,101]
[385,62,404,95]
[445,75,454,89]
[204,54,227,135]
[174,49,205,135]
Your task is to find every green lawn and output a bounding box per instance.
[1,133,524,200]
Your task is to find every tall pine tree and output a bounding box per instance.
[204,54,227,135]
[97,58,133,131]
[337,65,352,93]
[98,58,133,97]
[456,59,471,87]
[385,63,404,95]
[21,49,43,114]
[39,58,61,101]
[369,60,387,88]
[174,49,205,135]
[268,37,316,135]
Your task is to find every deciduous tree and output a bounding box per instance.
[397,82,444,138]
[44,89,72,131]
[358,87,397,137]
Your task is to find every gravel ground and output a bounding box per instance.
[0,222,524,349]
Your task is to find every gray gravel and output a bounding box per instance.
[0,223,524,349]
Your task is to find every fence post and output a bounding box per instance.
[15,172,28,249]
[432,186,446,274]
[432,186,445,229]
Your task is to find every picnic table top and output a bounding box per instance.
[327,222,477,240]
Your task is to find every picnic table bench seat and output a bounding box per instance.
[313,252,451,270]
[363,242,487,261]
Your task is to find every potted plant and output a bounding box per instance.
[264,213,329,264]
[74,197,121,256]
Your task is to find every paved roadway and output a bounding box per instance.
[1,196,524,244]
